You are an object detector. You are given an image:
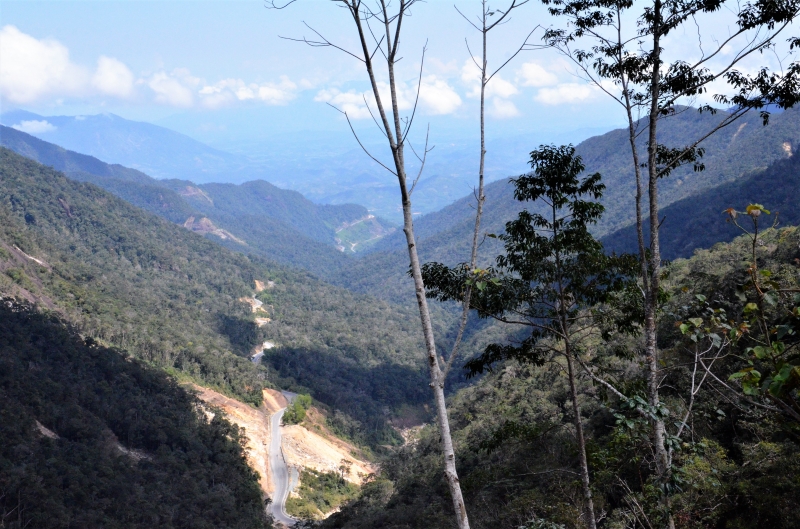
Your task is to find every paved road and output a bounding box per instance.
[268,392,298,527]
[251,341,275,365]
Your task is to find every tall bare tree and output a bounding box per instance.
[443,0,539,395]
[269,1,468,526]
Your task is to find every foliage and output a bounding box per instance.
[283,394,313,425]
[0,298,269,528]
[423,145,637,375]
[680,205,800,426]
[321,225,800,529]
[285,468,359,520]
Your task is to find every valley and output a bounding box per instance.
[2,95,800,529]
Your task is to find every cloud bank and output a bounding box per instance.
[0,25,606,119]
[0,25,301,110]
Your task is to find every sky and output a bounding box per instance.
[0,0,633,147]
[1,0,795,151]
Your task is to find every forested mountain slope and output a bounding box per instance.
[0,300,268,528]
[0,125,366,276]
[0,148,429,446]
[345,107,800,301]
[603,147,800,259]
[322,226,800,529]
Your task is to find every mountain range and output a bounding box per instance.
[0,109,608,222]
[3,101,800,528]
[340,106,800,301]
[0,124,392,277]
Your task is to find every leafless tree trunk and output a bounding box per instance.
[272,1,473,525]
[445,0,537,378]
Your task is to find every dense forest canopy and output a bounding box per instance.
[0,298,269,528]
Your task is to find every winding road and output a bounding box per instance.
[268,391,298,527]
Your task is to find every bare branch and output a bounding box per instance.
[329,103,397,175]
[279,21,365,62]
[403,42,428,143]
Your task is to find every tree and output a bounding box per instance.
[424,145,637,529]
[338,459,353,481]
[443,0,539,390]
[270,2,539,526]
[542,0,800,523]
[268,2,471,525]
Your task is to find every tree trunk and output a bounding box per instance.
[565,343,597,529]
[400,186,470,529]
[348,2,470,526]
[644,2,674,527]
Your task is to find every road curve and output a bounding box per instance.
[268,392,298,527]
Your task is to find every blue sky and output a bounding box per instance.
[1,0,795,152]
[0,0,633,146]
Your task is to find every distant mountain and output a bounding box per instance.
[343,106,800,301]
[0,124,384,277]
[0,109,248,182]
[1,109,607,221]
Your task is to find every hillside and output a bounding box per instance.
[0,298,268,528]
[0,147,430,447]
[0,125,377,276]
[343,107,800,301]
[321,226,800,529]
[602,148,800,259]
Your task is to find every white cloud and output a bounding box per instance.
[535,83,599,105]
[418,76,462,115]
[147,69,199,107]
[461,58,519,99]
[315,89,373,119]
[487,76,519,99]
[489,98,519,119]
[199,76,298,108]
[92,56,134,98]
[0,25,87,104]
[11,119,56,134]
[517,62,559,87]
[315,81,420,120]
[0,26,309,110]
[461,58,482,86]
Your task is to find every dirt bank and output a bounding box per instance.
[194,386,273,495]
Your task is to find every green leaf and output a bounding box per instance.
[753,346,770,360]
[695,294,707,302]
[776,325,793,340]
[689,317,703,327]
[764,291,779,307]
[744,303,759,313]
